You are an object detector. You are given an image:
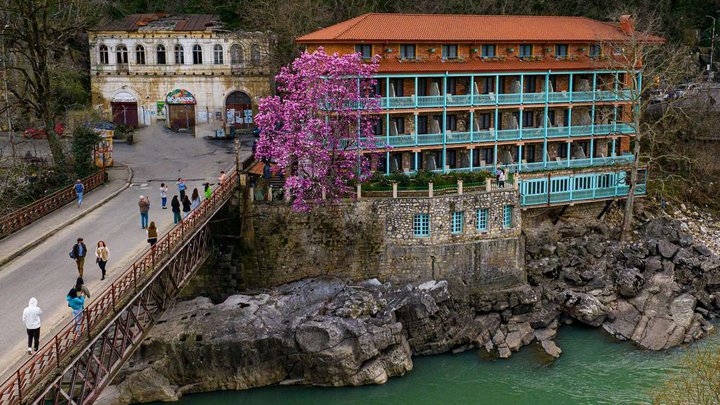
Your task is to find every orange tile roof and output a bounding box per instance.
[297,13,661,43]
[376,55,624,73]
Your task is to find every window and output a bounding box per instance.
[525,144,536,162]
[355,44,372,59]
[481,148,493,164]
[558,143,568,159]
[589,44,601,58]
[251,44,261,64]
[447,149,457,167]
[481,44,496,58]
[192,44,203,64]
[446,115,457,131]
[116,45,128,64]
[391,117,405,134]
[417,116,428,134]
[503,205,513,228]
[478,113,491,129]
[156,44,166,65]
[389,78,404,97]
[451,211,464,234]
[230,44,244,64]
[519,44,532,58]
[524,76,537,93]
[174,44,184,64]
[555,44,568,58]
[442,44,458,59]
[476,208,488,231]
[213,44,224,64]
[548,110,556,126]
[99,45,109,65]
[522,112,534,127]
[400,44,415,59]
[135,45,145,65]
[446,78,456,95]
[417,78,427,96]
[413,214,430,237]
[481,77,494,94]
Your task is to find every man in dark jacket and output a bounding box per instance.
[70,238,87,278]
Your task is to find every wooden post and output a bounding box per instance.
[428,182,434,198]
[392,182,398,198]
[356,183,362,199]
[458,179,463,195]
[249,187,255,202]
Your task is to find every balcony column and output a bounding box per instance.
[495,74,500,106]
[385,77,390,109]
[443,74,448,172]
[414,112,418,146]
[470,75,475,106]
[469,109,474,142]
[494,107,499,141]
[569,73,574,103]
[567,107,572,137]
[611,137,617,157]
[614,72,620,102]
[469,147,474,171]
[493,144,498,172]
[544,72,550,169]
[590,139,594,165]
[591,73,597,136]
[414,76,418,108]
[613,104,618,133]
[520,73,524,104]
[414,151,419,172]
[518,144,523,173]
[566,141,571,168]
[386,112,390,175]
[519,108,523,140]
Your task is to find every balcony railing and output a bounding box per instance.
[372,89,634,110]
[519,169,647,206]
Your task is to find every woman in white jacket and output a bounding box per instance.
[22,297,42,355]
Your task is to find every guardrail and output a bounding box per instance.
[0,168,238,405]
[0,170,106,239]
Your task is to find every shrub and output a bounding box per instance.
[70,126,100,178]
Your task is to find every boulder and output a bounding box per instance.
[539,339,562,359]
[657,240,679,260]
[561,291,608,327]
[615,268,644,298]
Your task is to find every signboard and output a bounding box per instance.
[93,129,114,167]
[166,89,196,105]
[156,101,166,119]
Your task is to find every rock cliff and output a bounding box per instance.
[100,216,720,404]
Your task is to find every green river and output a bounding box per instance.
[154,326,713,405]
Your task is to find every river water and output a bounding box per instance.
[153,326,712,405]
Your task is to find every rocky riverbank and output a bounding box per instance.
[99,216,720,404]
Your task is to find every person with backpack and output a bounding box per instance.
[74,277,91,299]
[69,238,87,278]
[171,195,181,224]
[74,180,84,208]
[66,288,85,333]
[22,298,42,355]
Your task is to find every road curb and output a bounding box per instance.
[0,165,134,269]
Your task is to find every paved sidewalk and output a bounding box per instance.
[0,165,132,268]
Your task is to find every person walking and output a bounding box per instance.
[498,169,506,188]
[204,183,212,200]
[160,183,168,209]
[218,171,226,184]
[66,288,85,333]
[70,238,87,278]
[147,221,158,246]
[177,178,187,201]
[171,195,182,224]
[182,195,192,218]
[75,277,91,299]
[74,179,84,208]
[190,188,201,210]
[139,195,150,229]
[22,298,42,355]
[95,241,109,280]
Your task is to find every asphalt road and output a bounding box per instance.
[0,124,253,379]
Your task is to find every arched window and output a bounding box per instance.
[116,45,128,64]
[99,44,109,65]
[135,45,145,65]
[156,44,166,65]
[250,44,261,64]
[192,44,203,64]
[174,44,184,64]
[213,44,224,64]
[230,44,243,64]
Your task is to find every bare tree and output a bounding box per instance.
[598,14,697,240]
[2,0,103,169]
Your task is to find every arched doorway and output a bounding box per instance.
[166,89,196,130]
[111,92,139,128]
[225,91,252,132]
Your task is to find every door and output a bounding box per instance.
[168,105,196,130]
[111,102,138,128]
[225,91,253,130]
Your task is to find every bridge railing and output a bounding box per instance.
[0,168,238,405]
[0,170,106,239]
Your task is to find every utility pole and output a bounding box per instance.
[708,15,717,80]
[1,24,16,164]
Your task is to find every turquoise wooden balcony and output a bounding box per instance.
[519,169,647,206]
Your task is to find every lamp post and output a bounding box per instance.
[1,24,16,164]
[707,15,717,80]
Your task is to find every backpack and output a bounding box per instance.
[69,245,76,259]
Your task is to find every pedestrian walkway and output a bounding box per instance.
[0,166,132,268]
[0,124,252,382]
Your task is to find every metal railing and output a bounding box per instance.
[0,168,238,405]
[0,171,106,239]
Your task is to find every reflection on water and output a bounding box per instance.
[151,326,714,405]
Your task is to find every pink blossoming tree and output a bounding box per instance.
[255,47,381,210]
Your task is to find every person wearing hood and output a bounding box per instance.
[22,298,42,355]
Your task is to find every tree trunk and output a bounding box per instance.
[621,117,642,241]
[44,117,66,170]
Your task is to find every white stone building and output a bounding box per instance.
[89,14,274,130]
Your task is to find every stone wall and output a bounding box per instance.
[184,188,525,301]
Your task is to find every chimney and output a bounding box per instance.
[619,15,635,35]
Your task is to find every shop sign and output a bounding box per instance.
[166,89,196,105]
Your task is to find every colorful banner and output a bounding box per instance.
[166,89,196,105]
